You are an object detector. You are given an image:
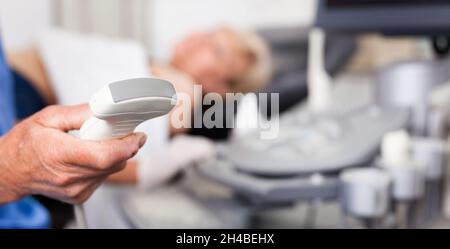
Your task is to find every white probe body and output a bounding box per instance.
[75,77,177,228]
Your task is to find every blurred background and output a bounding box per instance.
[1,0,450,229]
[0,0,314,57]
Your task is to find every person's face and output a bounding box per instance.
[171,28,252,94]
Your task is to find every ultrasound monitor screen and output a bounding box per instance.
[327,0,450,8]
[316,0,450,35]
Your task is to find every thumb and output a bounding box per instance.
[37,104,91,131]
[62,131,148,171]
[97,132,148,164]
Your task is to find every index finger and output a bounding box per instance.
[37,104,91,132]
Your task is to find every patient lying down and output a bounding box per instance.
[6,26,272,188]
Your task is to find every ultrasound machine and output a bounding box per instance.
[125,0,450,229]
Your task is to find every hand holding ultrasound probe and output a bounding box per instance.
[76,78,177,228]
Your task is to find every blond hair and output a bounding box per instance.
[227,28,273,93]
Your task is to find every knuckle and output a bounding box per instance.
[78,147,97,165]
[41,105,59,117]
[65,187,83,200]
[34,105,60,126]
[55,175,73,187]
[95,155,111,170]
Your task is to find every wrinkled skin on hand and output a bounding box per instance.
[0,104,147,204]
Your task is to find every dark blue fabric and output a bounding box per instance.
[0,38,50,229]
[12,70,47,119]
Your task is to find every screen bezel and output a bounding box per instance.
[315,0,450,35]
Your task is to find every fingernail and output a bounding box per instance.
[137,133,147,148]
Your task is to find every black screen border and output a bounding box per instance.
[316,0,450,35]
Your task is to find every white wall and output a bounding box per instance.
[0,0,52,50]
[0,0,317,56]
[150,0,316,59]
